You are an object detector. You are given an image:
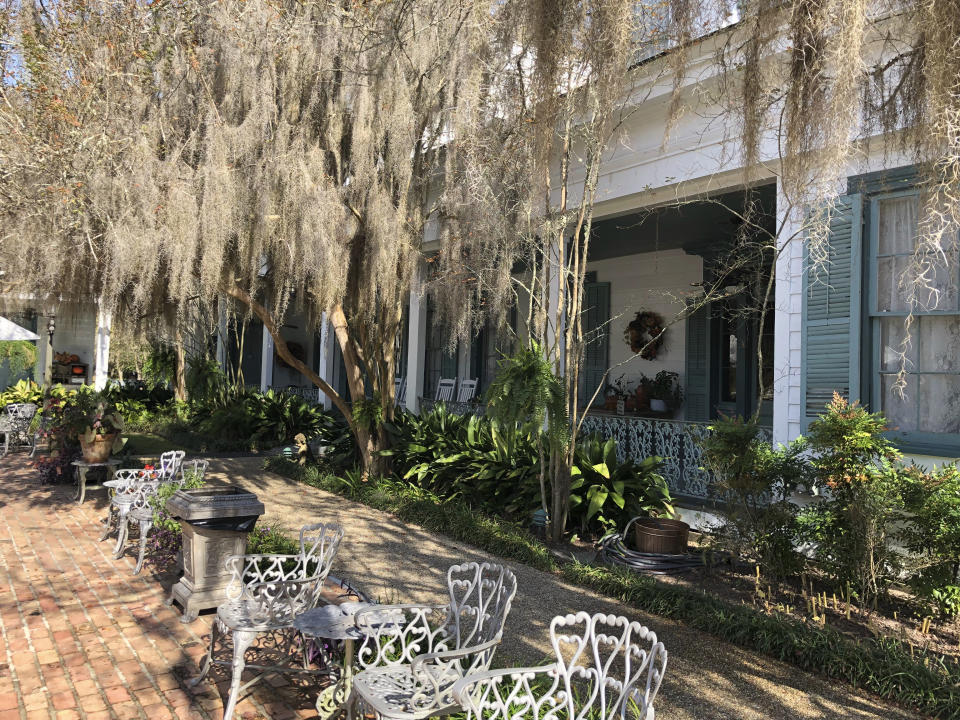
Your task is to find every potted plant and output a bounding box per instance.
[634,375,651,411]
[648,371,683,414]
[60,390,126,463]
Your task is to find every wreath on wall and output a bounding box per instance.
[624,310,665,360]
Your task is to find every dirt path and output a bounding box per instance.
[206,457,918,720]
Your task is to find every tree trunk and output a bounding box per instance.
[224,285,393,478]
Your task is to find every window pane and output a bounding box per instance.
[877,196,918,255]
[918,315,960,373]
[880,317,915,373]
[918,375,960,434]
[916,252,960,312]
[880,374,917,432]
[876,256,911,312]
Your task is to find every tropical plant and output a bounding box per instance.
[647,371,684,411]
[382,406,541,517]
[58,388,126,444]
[245,390,333,445]
[699,416,809,578]
[142,343,177,387]
[185,355,226,404]
[568,435,672,536]
[0,379,43,406]
[485,342,568,523]
[800,394,905,604]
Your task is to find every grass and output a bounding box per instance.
[264,456,960,719]
[122,432,182,457]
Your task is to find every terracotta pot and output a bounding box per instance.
[633,517,690,554]
[635,385,649,411]
[79,433,117,463]
[624,395,637,412]
[604,395,618,412]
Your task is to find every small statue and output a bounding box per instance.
[293,433,313,466]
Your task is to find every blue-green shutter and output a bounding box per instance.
[802,194,863,428]
[580,282,610,407]
[684,303,712,421]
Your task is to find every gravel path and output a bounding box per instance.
[206,457,918,720]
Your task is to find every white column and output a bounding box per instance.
[773,179,805,446]
[544,237,566,374]
[317,312,335,410]
[405,264,427,413]
[93,301,112,390]
[215,302,228,371]
[260,324,274,392]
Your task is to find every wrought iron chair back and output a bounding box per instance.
[4,403,38,452]
[177,458,209,486]
[158,450,186,480]
[355,561,517,673]
[434,378,456,402]
[223,521,344,623]
[452,612,667,720]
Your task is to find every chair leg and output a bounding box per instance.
[134,518,152,575]
[222,630,257,720]
[99,507,116,542]
[113,512,129,558]
[190,620,220,686]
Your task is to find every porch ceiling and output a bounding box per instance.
[588,183,776,261]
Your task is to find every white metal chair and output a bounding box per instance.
[434,378,456,403]
[100,450,185,545]
[456,379,478,403]
[191,522,345,720]
[2,403,37,456]
[348,561,518,720]
[452,612,668,720]
[127,459,209,575]
[395,377,407,407]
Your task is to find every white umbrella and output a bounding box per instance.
[0,316,41,341]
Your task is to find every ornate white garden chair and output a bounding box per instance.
[1,403,38,456]
[101,450,185,545]
[452,612,668,720]
[127,459,209,574]
[191,521,344,720]
[347,561,518,720]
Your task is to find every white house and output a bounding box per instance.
[239,10,960,502]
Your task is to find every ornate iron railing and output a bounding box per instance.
[578,415,715,499]
[578,414,772,500]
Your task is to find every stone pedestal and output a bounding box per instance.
[167,524,248,622]
[164,486,265,623]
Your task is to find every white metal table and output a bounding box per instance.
[295,601,397,719]
[71,459,121,504]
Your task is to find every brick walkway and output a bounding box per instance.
[0,456,314,720]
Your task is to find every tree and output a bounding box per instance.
[0,0,500,474]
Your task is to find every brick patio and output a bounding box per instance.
[0,456,316,720]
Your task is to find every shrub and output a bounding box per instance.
[900,462,960,617]
[699,416,809,578]
[568,435,673,535]
[383,407,542,517]
[800,394,904,604]
[245,390,333,445]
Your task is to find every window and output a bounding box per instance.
[869,192,960,439]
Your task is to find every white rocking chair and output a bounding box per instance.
[456,379,478,403]
[452,612,668,720]
[348,561,518,720]
[434,378,456,402]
